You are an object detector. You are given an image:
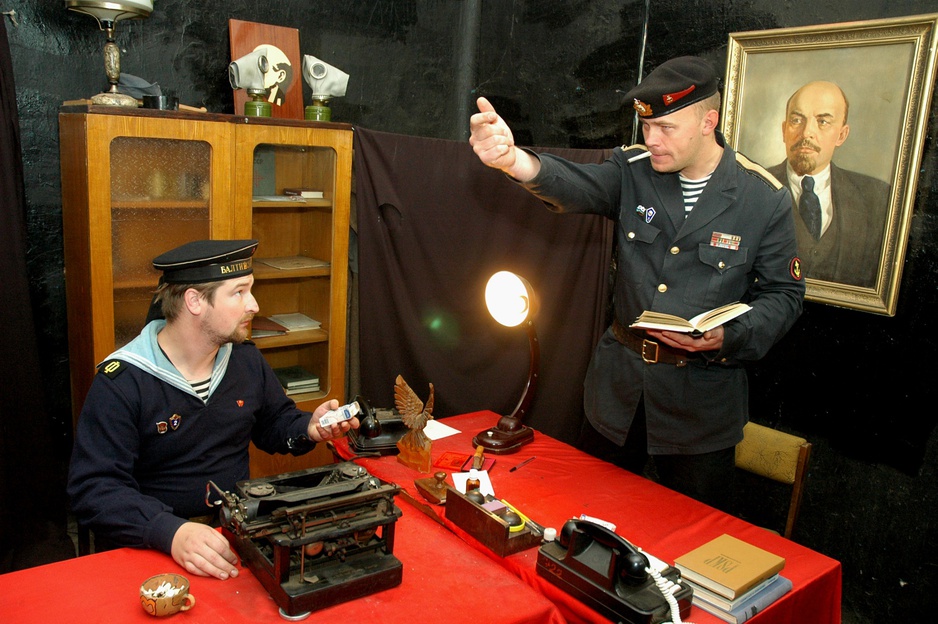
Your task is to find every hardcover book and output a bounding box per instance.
[691,575,792,623]
[283,187,324,198]
[689,573,780,611]
[251,315,290,337]
[629,302,751,336]
[674,534,785,599]
[273,365,319,390]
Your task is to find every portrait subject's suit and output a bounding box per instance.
[769,161,890,287]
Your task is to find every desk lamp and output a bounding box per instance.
[66,0,153,107]
[473,271,538,454]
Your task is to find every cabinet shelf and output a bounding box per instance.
[252,199,332,210]
[253,261,331,280]
[251,327,328,349]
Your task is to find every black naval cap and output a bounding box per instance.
[625,56,719,119]
[152,239,259,284]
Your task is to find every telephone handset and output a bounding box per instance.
[536,518,694,624]
[558,517,654,588]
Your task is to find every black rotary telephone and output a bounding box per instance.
[536,518,694,624]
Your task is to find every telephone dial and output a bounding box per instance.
[536,518,693,624]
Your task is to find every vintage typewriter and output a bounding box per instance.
[207,462,403,619]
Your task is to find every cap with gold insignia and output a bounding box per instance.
[152,239,259,284]
[625,56,719,119]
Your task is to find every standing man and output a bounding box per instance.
[68,240,357,580]
[768,80,890,287]
[469,57,804,512]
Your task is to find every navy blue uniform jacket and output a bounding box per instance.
[524,133,804,454]
[68,343,314,554]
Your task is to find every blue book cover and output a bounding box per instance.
[693,575,792,623]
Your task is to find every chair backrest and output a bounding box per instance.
[735,422,812,539]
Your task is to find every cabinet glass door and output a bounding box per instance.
[109,137,212,347]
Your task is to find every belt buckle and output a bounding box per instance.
[641,339,659,364]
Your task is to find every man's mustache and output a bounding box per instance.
[790,139,820,153]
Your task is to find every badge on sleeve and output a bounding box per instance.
[790,257,803,280]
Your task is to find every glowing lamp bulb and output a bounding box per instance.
[486,271,534,327]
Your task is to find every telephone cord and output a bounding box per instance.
[647,566,695,624]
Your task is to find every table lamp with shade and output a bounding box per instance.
[473,271,539,454]
[65,0,153,107]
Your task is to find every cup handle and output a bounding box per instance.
[180,594,196,611]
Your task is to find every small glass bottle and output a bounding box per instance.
[465,468,481,492]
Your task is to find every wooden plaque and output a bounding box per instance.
[229,19,304,119]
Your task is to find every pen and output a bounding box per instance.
[509,456,536,472]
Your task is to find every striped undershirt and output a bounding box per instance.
[679,173,712,218]
[190,377,210,401]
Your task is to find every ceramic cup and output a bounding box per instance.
[140,573,195,616]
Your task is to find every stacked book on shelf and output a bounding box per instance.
[250,313,321,338]
[674,533,791,623]
[273,365,320,396]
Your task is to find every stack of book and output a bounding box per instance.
[273,365,320,396]
[250,316,290,338]
[674,534,791,623]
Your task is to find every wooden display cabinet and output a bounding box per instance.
[59,107,351,478]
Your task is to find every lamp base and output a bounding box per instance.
[91,91,139,107]
[472,423,534,454]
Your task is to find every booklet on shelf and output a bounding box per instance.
[267,312,321,332]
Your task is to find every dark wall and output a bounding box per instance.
[5,1,937,621]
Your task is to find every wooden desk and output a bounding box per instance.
[334,411,842,624]
[0,482,564,624]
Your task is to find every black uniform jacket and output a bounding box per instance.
[523,133,804,454]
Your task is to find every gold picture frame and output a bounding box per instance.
[722,14,938,315]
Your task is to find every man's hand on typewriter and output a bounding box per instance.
[171,522,240,580]
[307,399,360,442]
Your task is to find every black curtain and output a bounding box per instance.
[353,127,614,443]
[0,18,71,570]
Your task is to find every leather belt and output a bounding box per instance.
[611,318,694,367]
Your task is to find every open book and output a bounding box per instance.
[629,302,751,336]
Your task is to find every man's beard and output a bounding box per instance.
[203,315,252,346]
[789,140,820,176]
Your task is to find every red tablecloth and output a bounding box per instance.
[334,410,843,624]
[0,492,564,624]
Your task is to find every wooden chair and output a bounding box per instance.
[735,422,812,539]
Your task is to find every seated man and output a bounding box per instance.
[68,239,358,580]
